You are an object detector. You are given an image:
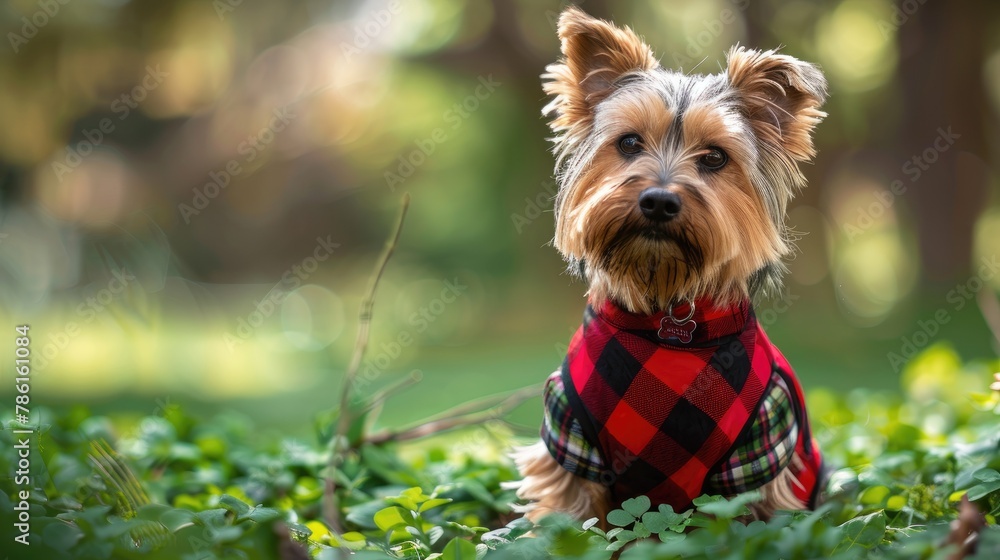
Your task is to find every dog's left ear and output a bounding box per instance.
[726,47,827,162]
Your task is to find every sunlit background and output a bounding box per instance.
[1,0,999,436]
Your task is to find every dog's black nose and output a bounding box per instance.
[638,188,681,222]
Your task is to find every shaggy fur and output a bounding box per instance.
[511,6,827,523]
[545,7,825,313]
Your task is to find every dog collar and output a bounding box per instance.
[593,298,751,345]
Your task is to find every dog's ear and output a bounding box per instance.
[726,47,827,162]
[543,7,658,149]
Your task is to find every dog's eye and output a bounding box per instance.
[698,147,728,170]
[618,134,643,156]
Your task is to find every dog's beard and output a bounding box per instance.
[585,219,711,313]
[599,222,704,274]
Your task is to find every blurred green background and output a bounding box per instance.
[1,0,999,439]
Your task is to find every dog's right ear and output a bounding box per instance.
[726,47,827,163]
[543,7,658,153]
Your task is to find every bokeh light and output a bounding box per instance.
[815,0,897,93]
[281,284,346,351]
[0,0,996,420]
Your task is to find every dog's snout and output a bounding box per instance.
[638,188,681,222]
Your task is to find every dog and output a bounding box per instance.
[509,6,828,524]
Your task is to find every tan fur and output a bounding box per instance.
[543,6,659,169]
[512,441,808,524]
[543,9,826,313]
[750,454,809,520]
[726,46,828,163]
[725,46,828,221]
[515,6,827,525]
[554,93,789,312]
[505,442,610,524]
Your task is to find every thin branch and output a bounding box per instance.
[503,420,547,436]
[324,193,410,539]
[364,384,542,445]
[336,370,425,435]
[365,413,502,445]
[403,384,541,426]
[359,369,424,416]
[340,194,412,415]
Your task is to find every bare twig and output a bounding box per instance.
[334,370,425,438]
[358,369,424,417]
[365,384,542,445]
[401,384,541,425]
[365,414,500,445]
[323,194,410,538]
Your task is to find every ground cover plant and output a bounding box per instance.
[2,344,1000,559]
[3,201,999,559]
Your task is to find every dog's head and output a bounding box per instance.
[545,7,827,314]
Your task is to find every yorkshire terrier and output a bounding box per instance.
[510,7,828,523]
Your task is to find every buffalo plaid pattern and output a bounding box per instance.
[542,369,799,494]
[542,298,822,510]
[704,372,797,494]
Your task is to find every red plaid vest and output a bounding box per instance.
[558,298,822,510]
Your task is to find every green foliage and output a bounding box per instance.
[578,498,694,553]
[2,345,1000,558]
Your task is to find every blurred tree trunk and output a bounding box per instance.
[898,0,996,288]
